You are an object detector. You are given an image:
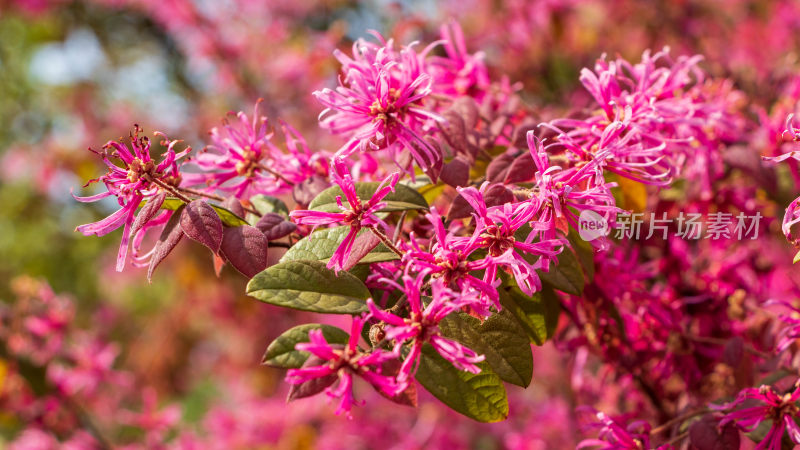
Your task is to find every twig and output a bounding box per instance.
[256,163,295,186]
[367,225,404,258]
[650,408,709,435]
[149,177,261,216]
[175,185,225,202]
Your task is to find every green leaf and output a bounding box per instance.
[250,194,290,217]
[308,182,428,213]
[499,287,561,345]
[567,230,595,281]
[157,197,248,227]
[415,344,508,423]
[280,226,399,265]
[538,247,584,295]
[246,260,370,314]
[262,324,349,368]
[439,310,533,387]
[417,182,446,207]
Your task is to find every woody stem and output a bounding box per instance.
[367,225,404,258]
[256,163,295,186]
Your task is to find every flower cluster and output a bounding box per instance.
[183,100,330,199]
[59,10,800,449]
[73,127,189,271]
[545,48,742,198]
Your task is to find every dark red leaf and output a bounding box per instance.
[147,208,184,282]
[222,196,245,217]
[723,337,744,368]
[293,175,330,206]
[511,118,538,148]
[449,183,515,220]
[484,184,515,206]
[341,231,381,271]
[180,201,223,253]
[131,191,166,238]
[451,96,479,129]
[255,213,297,240]
[374,358,417,407]
[486,151,516,183]
[418,138,443,183]
[447,195,473,220]
[440,155,471,187]
[689,416,740,450]
[505,152,536,183]
[441,111,468,153]
[287,355,339,401]
[220,225,268,278]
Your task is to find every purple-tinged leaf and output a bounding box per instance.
[287,354,339,401]
[341,231,381,271]
[483,184,515,206]
[441,111,468,153]
[293,175,330,206]
[505,152,536,183]
[440,155,471,187]
[688,416,740,450]
[131,191,166,239]
[451,96,479,129]
[222,196,246,218]
[486,151,515,183]
[511,118,538,148]
[418,137,443,183]
[723,337,744,367]
[448,184,515,220]
[147,207,184,282]
[180,201,223,253]
[374,359,417,407]
[255,213,297,240]
[220,225,268,278]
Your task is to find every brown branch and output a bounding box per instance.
[366,225,404,258]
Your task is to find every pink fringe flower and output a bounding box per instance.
[290,159,399,273]
[183,101,326,198]
[285,316,402,418]
[456,183,564,297]
[368,274,486,381]
[73,126,189,271]
[716,382,800,449]
[314,32,444,175]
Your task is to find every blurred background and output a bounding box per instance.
[2,0,800,448]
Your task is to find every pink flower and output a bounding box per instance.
[285,316,401,418]
[289,159,399,273]
[545,48,742,197]
[73,126,189,271]
[772,300,800,353]
[405,207,499,311]
[427,20,490,98]
[368,274,486,381]
[764,114,800,245]
[183,101,326,198]
[457,183,564,296]
[314,32,444,174]
[716,382,800,449]
[520,133,620,248]
[578,409,658,450]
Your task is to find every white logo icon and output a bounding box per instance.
[577,210,609,241]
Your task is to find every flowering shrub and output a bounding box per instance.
[6,1,800,449]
